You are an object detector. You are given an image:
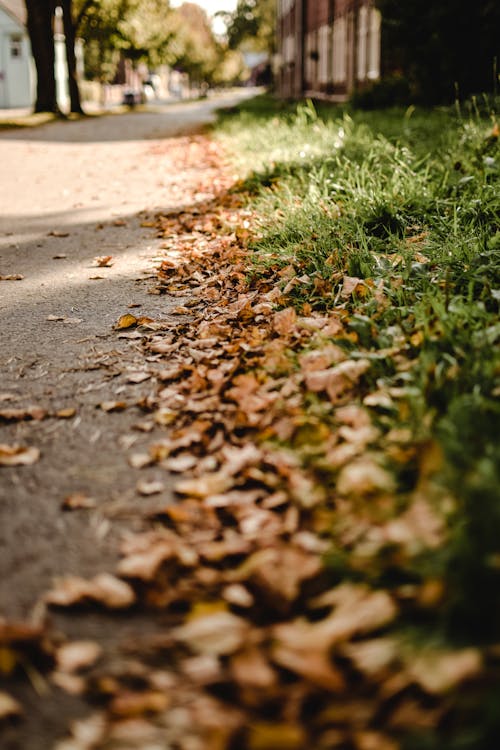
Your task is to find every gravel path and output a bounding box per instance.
[0,95,249,615]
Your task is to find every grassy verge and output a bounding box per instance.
[215,94,500,747]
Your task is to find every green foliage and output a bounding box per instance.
[74,0,234,84]
[219,0,276,55]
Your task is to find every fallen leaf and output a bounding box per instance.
[48,230,70,237]
[271,644,345,690]
[408,648,482,695]
[175,471,233,499]
[99,401,127,412]
[273,584,397,652]
[136,479,165,496]
[233,546,322,608]
[56,407,77,419]
[126,371,151,384]
[0,444,40,466]
[109,690,170,717]
[94,255,113,267]
[336,458,396,496]
[305,359,371,402]
[273,307,297,336]
[53,253,67,259]
[115,314,137,330]
[46,573,135,609]
[0,691,22,720]
[56,641,102,673]
[0,406,46,422]
[62,493,97,510]
[173,611,250,655]
[0,274,24,281]
[231,647,276,689]
[128,452,153,469]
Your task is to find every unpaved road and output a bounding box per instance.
[0,91,251,749]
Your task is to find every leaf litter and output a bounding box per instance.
[3,133,496,749]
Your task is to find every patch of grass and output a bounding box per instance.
[216,93,500,746]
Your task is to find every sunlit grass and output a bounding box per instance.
[215,94,500,747]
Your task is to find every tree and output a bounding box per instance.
[375,0,500,103]
[25,0,83,114]
[171,3,219,86]
[75,0,177,83]
[219,0,275,56]
[25,0,58,113]
[61,0,84,113]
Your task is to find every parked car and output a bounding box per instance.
[122,88,142,107]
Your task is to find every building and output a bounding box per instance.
[276,0,382,100]
[0,0,33,108]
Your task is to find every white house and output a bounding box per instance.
[0,0,33,108]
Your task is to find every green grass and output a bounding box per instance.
[215,94,500,748]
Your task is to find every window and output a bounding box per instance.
[333,17,347,84]
[318,25,330,84]
[357,5,368,81]
[367,8,381,80]
[10,35,23,59]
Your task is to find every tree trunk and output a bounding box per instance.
[25,0,58,113]
[61,0,84,114]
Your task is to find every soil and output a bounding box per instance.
[0,91,252,749]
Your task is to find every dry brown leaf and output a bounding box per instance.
[407,648,482,695]
[172,611,250,655]
[163,453,198,472]
[136,479,165,496]
[62,493,97,510]
[56,407,77,419]
[271,644,345,691]
[56,641,102,673]
[126,371,151,384]
[273,584,397,651]
[99,401,127,412]
[0,406,46,422]
[109,690,170,717]
[128,452,153,469]
[341,275,368,298]
[115,314,137,330]
[222,583,254,608]
[0,444,40,466]
[46,573,135,609]
[0,274,24,281]
[342,638,398,677]
[305,359,370,402]
[233,546,322,606]
[0,691,22,719]
[52,712,106,750]
[231,647,276,688]
[48,230,70,237]
[94,255,113,267]
[336,458,396,496]
[174,471,233,499]
[272,307,297,336]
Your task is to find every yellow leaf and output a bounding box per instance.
[115,314,137,330]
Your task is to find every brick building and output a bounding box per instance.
[276,0,382,100]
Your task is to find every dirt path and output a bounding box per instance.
[0,92,251,749]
